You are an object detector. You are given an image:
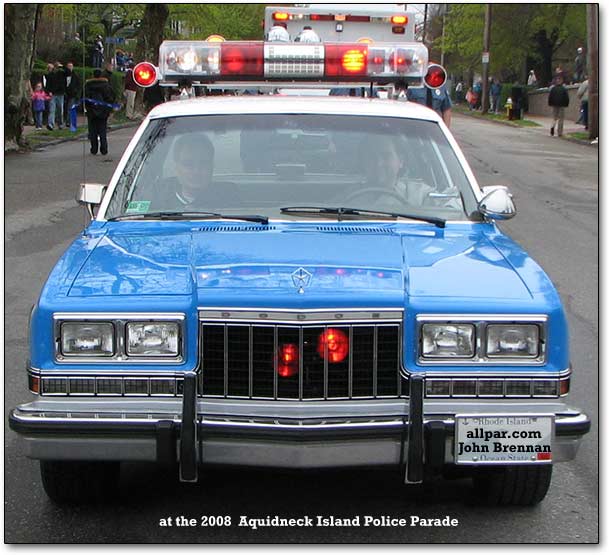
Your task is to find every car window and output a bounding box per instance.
[105,114,479,220]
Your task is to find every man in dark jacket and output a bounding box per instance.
[46,62,67,130]
[64,62,82,122]
[548,74,570,137]
[84,69,115,155]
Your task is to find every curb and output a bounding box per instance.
[25,120,141,151]
[454,108,596,147]
[453,108,539,129]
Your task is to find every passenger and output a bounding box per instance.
[267,21,291,42]
[295,26,321,43]
[153,134,238,210]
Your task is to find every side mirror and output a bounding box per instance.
[77,183,107,219]
[478,186,516,220]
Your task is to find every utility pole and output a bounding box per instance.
[423,4,428,47]
[587,4,598,140]
[440,5,447,67]
[481,4,492,114]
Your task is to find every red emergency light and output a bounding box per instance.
[317,328,349,363]
[220,43,264,77]
[278,343,299,377]
[424,63,447,89]
[325,44,368,76]
[148,40,429,85]
[133,62,158,88]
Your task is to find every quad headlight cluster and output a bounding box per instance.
[418,318,545,363]
[55,314,184,361]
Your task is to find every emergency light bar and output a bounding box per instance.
[133,40,430,87]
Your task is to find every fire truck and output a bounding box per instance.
[264,4,415,43]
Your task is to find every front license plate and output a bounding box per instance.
[455,415,553,464]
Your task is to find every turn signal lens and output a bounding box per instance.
[342,49,367,73]
[317,328,349,363]
[273,12,289,21]
[391,15,408,24]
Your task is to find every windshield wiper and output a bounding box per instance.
[107,211,269,224]
[280,206,445,228]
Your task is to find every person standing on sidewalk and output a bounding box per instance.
[548,74,569,137]
[84,69,115,155]
[123,62,138,119]
[31,83,51,130]
[64,62,81,123]
[577,79,589,130]
[490,78,502,113]
[46,61,67,130]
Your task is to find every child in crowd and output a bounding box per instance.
[31,82,52,129]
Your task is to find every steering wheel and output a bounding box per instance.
[341,187,407,207]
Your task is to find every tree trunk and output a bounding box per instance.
[4,4,40,151]
[134,4,169,117]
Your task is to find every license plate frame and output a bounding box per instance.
[454,414,554,465]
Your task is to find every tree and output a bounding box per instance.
[441,3,586,86]
[168,4,265,40]
[5,4,41,151]
[133,3,169,117]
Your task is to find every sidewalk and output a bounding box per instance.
[21,113,140,148]
[454,105,596,145]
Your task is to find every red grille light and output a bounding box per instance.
[318,328,349,363]
[133,62,158,87]
[424,63,447,89]
[278,343,299,377]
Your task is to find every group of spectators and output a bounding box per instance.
[458,78,503,113]
[30,61,82,130]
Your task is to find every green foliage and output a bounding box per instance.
[168,4,265,40]
[441,4,586,81]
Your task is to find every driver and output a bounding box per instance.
[153,134,238,210]
[359,135,461,210]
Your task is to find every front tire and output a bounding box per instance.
[471,464,552,506]
[40,460,120,504]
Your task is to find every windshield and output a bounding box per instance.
[105,114,479,221]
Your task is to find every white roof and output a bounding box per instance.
[148,95,442,123]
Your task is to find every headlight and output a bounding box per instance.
[421,323,475,358]
[486,324,539,357]
[61,322,114,356]
[126,322,180,356]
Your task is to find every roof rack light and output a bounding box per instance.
[154,40,428,85]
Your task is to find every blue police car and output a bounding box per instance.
[9,39,590,505]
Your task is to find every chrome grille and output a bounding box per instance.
[200,317,405,400]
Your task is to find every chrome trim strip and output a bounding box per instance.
[10,410,589,432]
[198,308,403,324]
[53,313,186,364]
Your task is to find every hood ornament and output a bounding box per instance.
[291,267,312,294]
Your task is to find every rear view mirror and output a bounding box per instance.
[77,183,107,219]
[478,186,516,220]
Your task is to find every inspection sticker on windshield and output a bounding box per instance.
[126,201,151,214]
[455,415,553,464]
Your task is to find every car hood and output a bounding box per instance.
[67,224,535,304]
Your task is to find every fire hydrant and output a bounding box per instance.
[505,97,514,120]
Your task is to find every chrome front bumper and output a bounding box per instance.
[9,394,590,470]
